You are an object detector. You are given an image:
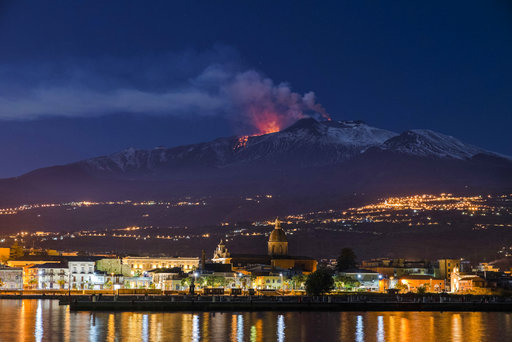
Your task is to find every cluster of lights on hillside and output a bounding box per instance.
[0,193,510,250]
[356,194,490,212]
[0,200,205,215]
[256,194,512,228]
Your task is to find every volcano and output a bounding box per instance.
[1,118,511,206]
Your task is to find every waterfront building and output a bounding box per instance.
[437,258,461,290]
[397,275,445,293]
[7,256,63,288]
[69,260,95,290]
[96,258,132,276]
[33,263,69,290]
[146,267,185,291]
[122,256,199,276]
[252,274,284,290]
[451,267,487,293]
[124,276,152,289]
[361,258,431,277]
[336,268,382,292]
[91,272,124,290]
[0,265,23,290]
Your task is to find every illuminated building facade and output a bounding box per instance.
[33,263,69,290]
[451,267,487,293]
[0,265,23,290]
[397,275,445,293]
[437,258,461,291]
[122,256,199,276]
[69,260,95,290]
[212,240,230,263]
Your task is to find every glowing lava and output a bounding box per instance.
[233,135,249,150]
[250,109,293,135]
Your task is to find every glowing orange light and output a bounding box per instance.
[233,135,249,150]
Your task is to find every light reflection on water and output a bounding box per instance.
[376,315,384,342]
[35,300,43,342]
[277,314,285,342]
[356,315,364,342]
[0,300,512,341]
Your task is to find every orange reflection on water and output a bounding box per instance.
[0,300,510,341]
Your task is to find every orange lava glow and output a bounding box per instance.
[247,106,332,136]
[250,109,296,135]
[233,135,249,150]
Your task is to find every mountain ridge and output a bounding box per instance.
[75,118,508,177]
[1,118,511,206]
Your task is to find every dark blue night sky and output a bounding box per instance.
[0,0,511,177]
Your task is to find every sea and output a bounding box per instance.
[0,300,511,341]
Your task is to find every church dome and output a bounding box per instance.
[269,228,287,242]
[269,219,287,242]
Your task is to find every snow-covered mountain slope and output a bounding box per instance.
[83,118,507,177]
[380,129,487,160]
[2,118,511,206]
[83,118,400,173]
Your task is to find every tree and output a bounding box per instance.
[417,286,426,295]
[180,277,192,288]
[336,248,357,271]
[291,275,307,290]
[217,276,228,288]
[9,242,24,259]
[333,275,360,291]
[394,282,408,293]
[305,269,334,296]
[204,275,216,287]
[417,283,429,294]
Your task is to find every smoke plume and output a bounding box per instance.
[0,48,329,135]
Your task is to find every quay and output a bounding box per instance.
[66,294,512,312]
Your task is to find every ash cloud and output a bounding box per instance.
[0,47,329,134]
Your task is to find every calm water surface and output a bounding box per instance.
[0,300,511,341]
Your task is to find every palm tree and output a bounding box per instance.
[215,276,228,288]
[180,277,192,289]
[292,275,307,290]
